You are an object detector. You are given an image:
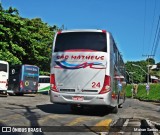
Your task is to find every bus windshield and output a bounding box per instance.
[0,63,7,72]
[55,32,107,52]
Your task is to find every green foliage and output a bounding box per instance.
[126,84,160,101]
[125,84,132,97]
[157,62,160,68]
[0,5,59,74]
[125,60,147,83]
[146,58,155,65]
[125,58,160,83]
[39,71,50,76]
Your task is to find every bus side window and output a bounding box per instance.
[39,78,43,83]
[113,42,117,64]
[45,78,50,83]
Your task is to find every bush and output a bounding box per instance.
[125,84,160,101]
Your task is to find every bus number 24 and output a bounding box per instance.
[92,82,100,88]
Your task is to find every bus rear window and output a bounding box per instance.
[39,78,50,83]
[0,64,7,72]
[55,32,107,52]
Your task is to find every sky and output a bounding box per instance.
[2,0,160,63]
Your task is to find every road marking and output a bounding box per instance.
[146,120,159,135]
[65,117,89,126]
[89,119,112,133]
[94,119,112,127]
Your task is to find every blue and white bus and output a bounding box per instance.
[8,64,39,95]
[50,29,126,113]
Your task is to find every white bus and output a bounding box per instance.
[38,75,50,94]
[50,29,126,113]
[0,60,9,96]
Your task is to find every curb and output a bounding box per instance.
[126,97,160,103]
[137,98,160,103]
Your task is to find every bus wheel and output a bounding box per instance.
[123,94,126,103]
[112,95,119,113]
[15,93,24,96]
[118,94,125,108]
[118,104,123,108]
[112,105,118,114]
[8,93,15,96]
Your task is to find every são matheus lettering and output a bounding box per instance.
[56,55,105,60]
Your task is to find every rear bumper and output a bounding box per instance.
[50,90,113,106]
[0,90,7,96]
[7,90,37,94]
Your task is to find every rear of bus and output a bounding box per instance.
[8,65,39,95]
[0,60,9,96]
[21,65,39,94]
[50,30,113,108]
[38,75,50,94]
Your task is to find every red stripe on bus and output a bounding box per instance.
[0,81,7,83]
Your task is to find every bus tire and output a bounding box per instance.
[118,93,125,108]
[117,92,121,108]
[112,94,119,113]
[8,93,15,96]
[123,93,126,103]
[15,93,24,96]
[118,104,123,108]
[112,105,118,114]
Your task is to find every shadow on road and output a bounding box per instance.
[0,121,22,135]
[36,103,111,117]
[9,94,36,97]
[4,104,44,135]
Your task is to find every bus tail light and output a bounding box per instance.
[99,75,111,94]
[102,30,106,33]
[20,81,24,89]
[112,93,117,99]
[50,74,59,92]
[57,31,62,35]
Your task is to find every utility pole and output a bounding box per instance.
[142,54,155,84]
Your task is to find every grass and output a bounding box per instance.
[125,84,160,101]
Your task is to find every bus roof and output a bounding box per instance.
[0,60,9,64]
[23,64,38,67]
[58,29,109,34]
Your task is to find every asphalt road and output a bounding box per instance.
[0,94,160,135]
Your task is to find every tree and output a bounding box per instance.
[146,58,155,65]
[157,62,160,68]
[0,5,59,74]
[0,5,25,64]
[125,60,148,83]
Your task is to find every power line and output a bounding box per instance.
[153,25,160,56]
[142,0,147,55]
[151,15,160,56]
[148,0,157,53]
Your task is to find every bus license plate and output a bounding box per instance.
[72,96,84,101]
